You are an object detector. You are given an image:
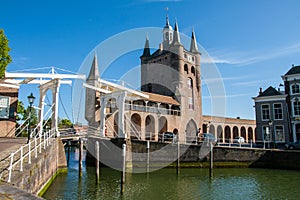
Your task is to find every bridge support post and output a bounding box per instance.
[95,141,100,184]
[209,142,213,178]
[121,143,126,194]
[177,141,180,175]
[79,138,83,177]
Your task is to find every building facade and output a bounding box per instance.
[282,65,300,142]
[140,17,202,142]
[253,86,289,146]
[253,65,300,144]
[85,17,256,144]
[0,84,19,137]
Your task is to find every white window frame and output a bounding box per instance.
[291,83,300,94]
[262,126,271,141]
[274,125,285,142]
[261,104,270,121]
[0,95,10,119]
[273,103,283,120]
[292,98,300,117]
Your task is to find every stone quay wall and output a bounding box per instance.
[9,138,67,196]
[129,141,300,170]
[85,138,300,170]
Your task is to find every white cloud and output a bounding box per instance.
[202,93,251,99]
[202,42,300,66]
[201,75,249,85]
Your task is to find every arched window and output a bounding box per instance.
[187,78,193,89]
[293,98,300,116]
[291,84,300,94]
[184,64,188,74]
[191,66,195,76]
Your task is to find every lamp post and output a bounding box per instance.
[268,119,276,148]
[27,93,35,143]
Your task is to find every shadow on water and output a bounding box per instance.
[43,147,300,200]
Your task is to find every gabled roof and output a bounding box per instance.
[285,65,300,76]
[257,86,282,97]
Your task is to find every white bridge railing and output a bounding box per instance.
[6,129,56,183]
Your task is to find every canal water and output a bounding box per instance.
[43,147,300,200]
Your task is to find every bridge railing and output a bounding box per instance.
[5,129,56,183]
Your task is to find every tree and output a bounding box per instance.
[58,118,73,129]
[23,106,38,127]
[16,100,25,122]
[0,29,12,78]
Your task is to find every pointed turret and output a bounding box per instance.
[87,53,100,81]
[162,14,173,50]
[141,35,150,57]
[165,14,170,27]
[190,30,199,54]
[85,52,101,130]
[172,21,181,46]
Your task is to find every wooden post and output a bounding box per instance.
[209,142,213,178]
[121,143,126,194]
[67,140,71,164]
[79,139,83,177]
[176,141,180,175]
[147,141,150,174]
[95,141,100,184]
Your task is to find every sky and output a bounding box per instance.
[2,0,300,123]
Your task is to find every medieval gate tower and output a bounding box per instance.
[140,16,202,139]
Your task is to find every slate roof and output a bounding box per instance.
[257,86,283,97]
[285,65,300,76]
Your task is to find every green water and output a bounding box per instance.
[43,148,300,200]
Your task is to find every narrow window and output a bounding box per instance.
[0,96,10,119]
[292,84,300,94]
[188,97,194,110]
[261,104,270,120]
[187,78,193,89]
[184,64,188,74]
[273,103,283,120]
[275,125,284,142]
[293,100,300,116]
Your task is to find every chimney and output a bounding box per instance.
[259,87,263,95]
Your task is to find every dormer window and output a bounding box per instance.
[291,84,300,94]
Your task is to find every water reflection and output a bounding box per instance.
[43,148,300,200]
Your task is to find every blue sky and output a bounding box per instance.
[2,0,300,123]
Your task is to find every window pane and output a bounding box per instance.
[274,103,283,120]
[0,96,10,119]
[275,126,284,142]
[261,104,270,120]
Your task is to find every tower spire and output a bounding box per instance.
[141,34,150,57]
[165,7,169,26]
[190,29,199,53]
[172,20,181,45]
[87,52,100,81]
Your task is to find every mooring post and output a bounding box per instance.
[121,143,126,194]
[79,138,83,177]
[95,141,100,184]
[209,142,213,178]
[67,140,71,164]
[147,140,150,174]
[177,141,180,175]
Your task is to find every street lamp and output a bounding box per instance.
[268,119,276,148]
[27,93,35,143]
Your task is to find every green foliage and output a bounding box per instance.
[16,100,25,121]
[23,106,38,127]
[0,29,12,78]
[58,118,73,129]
